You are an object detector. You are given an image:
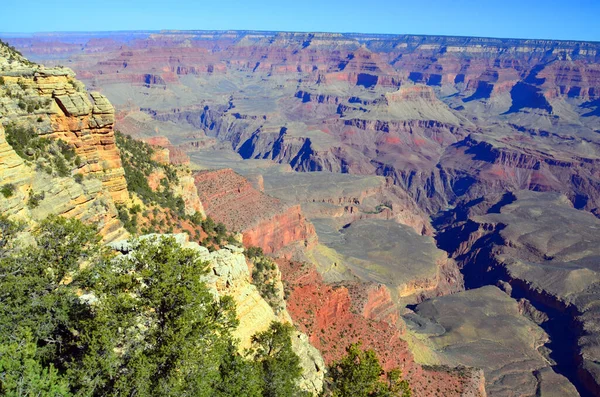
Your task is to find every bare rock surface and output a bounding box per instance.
[437,190,600,396]
[410,286,577,397]
[313,218,462,303]
[193,168,316,254]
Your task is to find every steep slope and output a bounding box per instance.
[192,168,317,254]
[435,191,600,396]
[0,41,128,241]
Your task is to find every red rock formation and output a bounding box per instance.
[193,169,316,253]
[242,204,316,254]
[278,259,485,396]
[143,135,191,165]
[48,90,129,203]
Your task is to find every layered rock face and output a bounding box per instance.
[53,90,129,202]
[13,31,600,216]
[109,234,325,396]
[0,68,129,202]
[193,168,316,254]
[0,43,128,241]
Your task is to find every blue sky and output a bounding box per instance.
[3,0,599,41]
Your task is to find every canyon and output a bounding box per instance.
[2,30,600,396]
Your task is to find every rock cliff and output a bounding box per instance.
[193,168,316,254]
[0,43,127,241]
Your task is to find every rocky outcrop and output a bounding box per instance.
[50,90,129,203]
[175,174,205,216]
[0,45,129,204]
[138,136,204,217]
[193,168,316,253]
[0,45,127,241]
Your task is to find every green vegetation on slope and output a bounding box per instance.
[0,38,33,65]
[0,214,304,396]
[115,132,240,250]
[115,131,184,216]
[4,123,81,178]
[0,183,16,198]
[246,246,285,313]
[326,343,411,397]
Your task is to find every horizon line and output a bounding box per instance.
[1,29,599,45]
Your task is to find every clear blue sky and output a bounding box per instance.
[3,0,599,41]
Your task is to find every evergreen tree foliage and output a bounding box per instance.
[327,343,411,397]
[249,322,305,397]
[0,215,305,396]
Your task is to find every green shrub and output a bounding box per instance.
[0,184,16,198]
[327,343,411,397]
[246,246,264,259]
[203,216,216,234]
[248,322,304,397]
[5,124,47,159]
[73,174,84,184]
[115,131,187,216]
[5,125,81,178]
[57,139,76,161]
[116,204,138,234]
[0,76,5,85]
[27,190,45,208]
[52,155,70,177]
[246,248,284,312]
[189,211,203,225]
